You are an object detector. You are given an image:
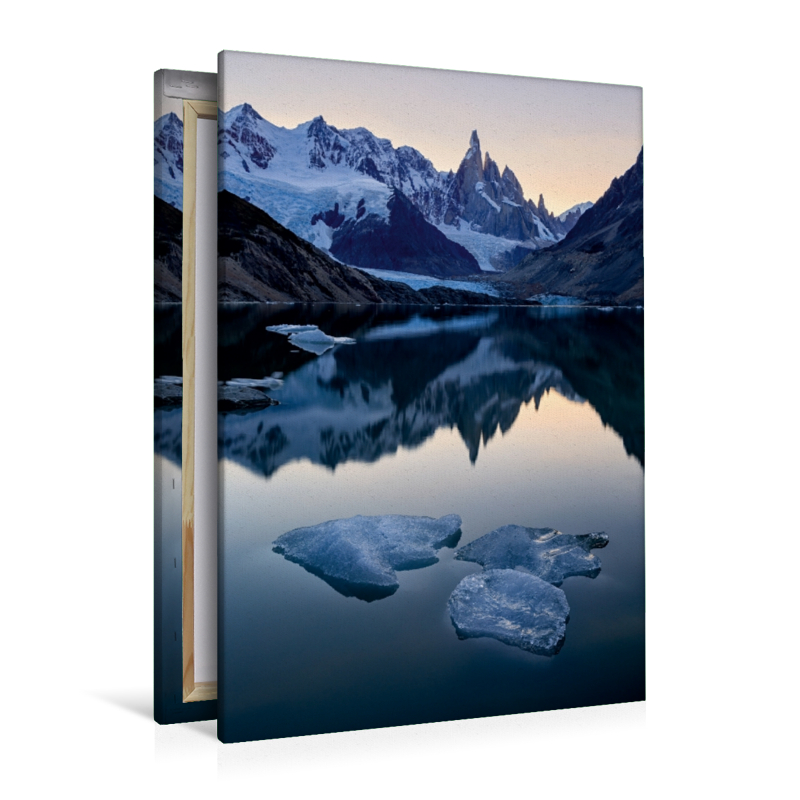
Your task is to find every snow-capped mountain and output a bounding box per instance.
[154,112,183,210]
[218,104,588,273]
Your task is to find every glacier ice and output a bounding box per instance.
[448,569,570,656]
[455,525,608,586]
[266,324,356,356]
[352,266,502,297]
[273,513,462,601]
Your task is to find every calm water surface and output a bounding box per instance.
[209,303,644,742]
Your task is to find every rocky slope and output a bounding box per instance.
[217,190,505,305]
[154,196,182,302]
[500,149,643,305]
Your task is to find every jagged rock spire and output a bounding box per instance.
[483,152,501,184]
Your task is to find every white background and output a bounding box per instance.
[2,1,796,797]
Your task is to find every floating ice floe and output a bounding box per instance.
[226,375,284,390]
[266,324,319,336]
[448,569,570,656]
[455,525,608,586]
[273,513,462,601]
[266,324,356,356]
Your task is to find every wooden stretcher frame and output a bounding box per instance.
[181,98,218,703]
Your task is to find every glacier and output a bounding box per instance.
[273,514,463,601]
[216,104,589,275]
[448,569,570,656]
[434,220,541,273]
[352,266,502,297]
[455,525,608,586]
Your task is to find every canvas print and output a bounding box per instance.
[153,71,217,724]
[216,50,643,743]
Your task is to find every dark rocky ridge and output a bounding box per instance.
[558,204,589,235]
[218,190,505,305]
[330,190,481,278]
[154,196,182,302]
[500,149,644,305]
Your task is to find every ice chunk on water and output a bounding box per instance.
[289,328,356,355]
[448,569,570,656]
[266,324,319,335]
[266,324,356,356]
[455,525,608,586]
[226,376,284,390]
[273,513,462,601]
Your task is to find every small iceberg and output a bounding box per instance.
[455,525,608,586]
[448,569,570,656]
[226,375,284,390]
[273,513,462,601]
[266,324,356,356]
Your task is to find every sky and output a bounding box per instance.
[217,50,642,216]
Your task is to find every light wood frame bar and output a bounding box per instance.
[182,98,218,703]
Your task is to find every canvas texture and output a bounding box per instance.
[214,50,644,744]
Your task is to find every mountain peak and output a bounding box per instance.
[238,102,263,120]
[461,130,482,168]
[307,115,331,138]
[155,112,182,133]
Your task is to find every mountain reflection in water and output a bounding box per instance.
[154,304,643,473]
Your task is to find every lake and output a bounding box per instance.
[209,303,645,742]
